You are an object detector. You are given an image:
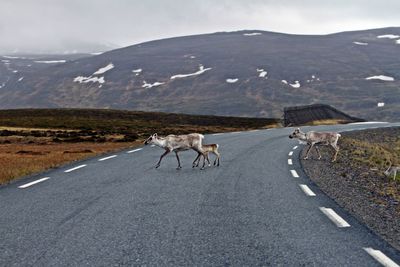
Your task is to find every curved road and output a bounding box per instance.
[1,122,400,266]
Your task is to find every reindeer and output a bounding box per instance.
[144,133,207,169]
[193,144,221,167]
[384,164,400,180]
[289,128,341,162]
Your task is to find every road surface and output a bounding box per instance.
[1,122,400,266]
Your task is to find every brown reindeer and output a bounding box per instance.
[289,128,341,162]
[144,133,207,169]
[193,144,221,167]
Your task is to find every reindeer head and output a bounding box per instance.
[144,133,157,145]
[289,128,303,139]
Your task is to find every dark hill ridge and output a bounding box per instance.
[1,27,400,121]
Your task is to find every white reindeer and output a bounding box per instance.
[193,144,221,167]
[384,164,400,180]
[144,133,207,169]
[289,128,341,162]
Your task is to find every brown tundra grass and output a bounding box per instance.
[0,142,139,185]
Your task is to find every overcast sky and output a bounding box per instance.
[1,0,400,53]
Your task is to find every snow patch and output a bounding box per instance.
[93,63,114,75]
[377,102,385,107]
[377,34,400,39]
[226,78,238,83]
[170,65,212,79]
[142,81,164,88]
[289,81,301,88]
[365,75,394,81]
[243,32,262,36]
[3,55,20,59]
[281,80,288,84]
[132,68,142,76]
[257,68,267,78]
[12,70,18,73]
[35,60,66,64]
[74,76,105,84]
[18,77,24,82]
[90,52,103,55]
[353,41,368,46]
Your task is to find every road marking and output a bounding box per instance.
[290,169,299,178]
[249,129,260,132]
[127,148,143,153]
[288,151,293,156]
[299,184,316,196]
[18,177,50,189]
[64,164,87,173]
[288,159,293,165]
[98,155,117,161]
[363,247,400,267]
[212,133,223,136]
[293,146,298,150]
[319,207,350,228]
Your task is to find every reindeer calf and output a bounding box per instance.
[193,144,221,167]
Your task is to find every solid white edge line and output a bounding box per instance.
[288,151,293,156]
[18,177,50,189]
[319,207,350,228]
[127,148,143,153]
[64,164,87,173]
[212,133,223,136]
[98,155,117,161]
[363,247,400,267]
[288,159,293,165]
[293,146,298,150]
[290,169,299,178]
[299,184,316,196]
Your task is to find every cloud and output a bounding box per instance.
[0,0,399,53]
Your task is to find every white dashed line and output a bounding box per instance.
[98,155,117,161]
[363,247,399,267]
[299,184,316,196]
[212,133,223,136]
[290,169,299,178]
[293,146,298,150]
[288,151,293,156]
[288,159,293,165]
[18,177,50,189]
[64,164,87,173]
[319,207,350,228]
[127,148,143,153]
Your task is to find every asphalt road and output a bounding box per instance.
[1,122,400,266]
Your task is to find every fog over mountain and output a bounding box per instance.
[1,0,400,54]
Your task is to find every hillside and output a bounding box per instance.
[1,28,400,121]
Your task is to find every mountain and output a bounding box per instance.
[1,28,400,121]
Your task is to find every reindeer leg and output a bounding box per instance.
[315,146,322,160]
[394,170,397,180]
[304,144,313,160]
[175,152,182,170]
[331,144,339,162]
[206,154,211,167]
[192,153,201,168]
[214,151,221,166]
[200,152,206,170]
[156,149,170,168]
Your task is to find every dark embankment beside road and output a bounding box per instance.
[284,104,364,126]
[300,127,400,250]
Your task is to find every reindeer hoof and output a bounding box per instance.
[155,165,160,169]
